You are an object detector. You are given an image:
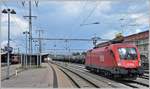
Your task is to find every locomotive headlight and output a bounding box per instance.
[118,61,121,66]
[139,60,141,66]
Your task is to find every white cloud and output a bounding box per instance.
[0,40,17,49]
[40,1,84,16]
[135,29,142,33]
[130,13,149,25]
[130,13,143,18]
[58,1,112,17]
[128,5,138,11]
[1,14,28,49]
[136,17,149,25]
[102,30,118,39]
[146,0,150,5]
[1,41,7,48]
[61,1,82,16]
[1,14,28,39]
[96,1,112,13]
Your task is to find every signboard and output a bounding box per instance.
[4,46,13,53]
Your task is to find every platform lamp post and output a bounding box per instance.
[23,31,30,68]
[2,8,16,79]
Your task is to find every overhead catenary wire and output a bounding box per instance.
[34,0,42,29]
[1,0,28,31]
[69,0,89,31]
[17,0,29,17]
[80,1,100,25]
[3,0,29,28]
[11,15,28,30]
[1,0,9,8]
[6,21,26,52]
[1,0,29,53]
[1,1,23,45]
[9,15,28,46]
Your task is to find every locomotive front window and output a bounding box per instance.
[118,48,137,60]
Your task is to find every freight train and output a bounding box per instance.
[52,55,85,64]
[85,34,144,80]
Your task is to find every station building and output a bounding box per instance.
[124,30,149,60]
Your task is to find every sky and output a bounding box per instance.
[0,0,149,54]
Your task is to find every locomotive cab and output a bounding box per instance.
[110,44,144,78]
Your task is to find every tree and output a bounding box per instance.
[72,52,80,56]
[81,52,87,55]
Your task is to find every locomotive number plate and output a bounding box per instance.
[127,63,135,67]
[99,55,104,62]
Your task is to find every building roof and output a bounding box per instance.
[96,30,149,48]
[124,30,149,42]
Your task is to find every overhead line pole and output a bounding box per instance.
[36,30,44,67]
[23,0,37,67]
[29,0,32,67]
[23,31,29,68]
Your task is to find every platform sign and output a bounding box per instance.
[4,46,13,53]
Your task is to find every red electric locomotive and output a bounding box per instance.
[85,34,144,79]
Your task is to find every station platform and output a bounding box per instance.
[1,63,74,88]
[1,64,22,81]
[1,63,53,88]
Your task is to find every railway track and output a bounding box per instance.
[58,67,99,88]
[119,80,149,88]
[56,62,149,88]
[140,74,149,80]
[144,70,149,74]
[54,62,130,88]
[48,61,102,88]
[132,80,149,87]
[139,70,149,80]
[119,82,139,88]
[47,62,58,88]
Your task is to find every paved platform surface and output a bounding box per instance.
[1,63,53,88]
[1,64,21,81]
